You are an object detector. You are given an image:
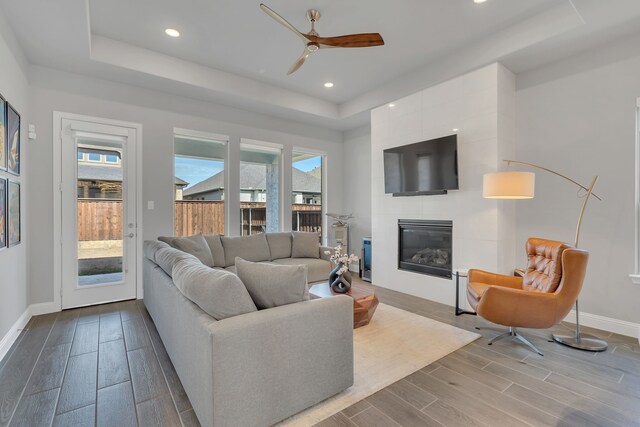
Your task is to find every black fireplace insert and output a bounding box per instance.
[398,219,453,278]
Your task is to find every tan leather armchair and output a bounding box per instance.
[467,238,589,355]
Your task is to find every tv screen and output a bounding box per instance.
[383,134,458,195]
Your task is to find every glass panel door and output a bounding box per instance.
[60,117,138,309]
[77,142,124,286]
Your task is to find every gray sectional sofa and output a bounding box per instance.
[143,232,354,427]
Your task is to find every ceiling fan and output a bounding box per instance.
[259,3,385,75]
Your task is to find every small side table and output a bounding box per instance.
[455,269,476,317]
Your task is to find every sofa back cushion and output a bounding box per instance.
[235,257,309,309]
[265,232,293,260]
[203,235,226,267]
[221,234,271,267]
[172,258,257,320]
[144,240,171,263]
[155,247,201,277]
[173,235,215,267]
[291,232,320,259]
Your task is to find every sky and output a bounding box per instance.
[175,155,321,188]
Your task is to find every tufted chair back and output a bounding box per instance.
[523,238,572,293]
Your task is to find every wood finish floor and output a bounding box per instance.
[1,283,639,426]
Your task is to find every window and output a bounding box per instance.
[292,150,324,237]
[174,132,227,236]
[77,151,84,161]
[240,141,282,235]
[105,154,119,164]
[87,152,101,162]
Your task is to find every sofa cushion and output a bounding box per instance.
[203,235,226,267]
[272,258,331,283]
[155,247,201,277]
[221,234,271,267]
[172,234,215,267]
[144,240,171,262]
[291,232,320,259]
[235,257,309,309]
[158,235,177,246]
[265,232,293,260]
[172,258,257,320]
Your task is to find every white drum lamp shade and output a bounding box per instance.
[483,171,535,199]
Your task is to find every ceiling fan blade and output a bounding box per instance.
[260,4,307,42]
[287,48,312,75]
[312,33,385,48]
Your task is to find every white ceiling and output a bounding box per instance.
[2,0,640,131]
[88,0,555,103]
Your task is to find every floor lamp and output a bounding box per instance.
[483,160,607,352]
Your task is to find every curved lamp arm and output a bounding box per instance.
[502,159,600,247]
[504,160,601,201]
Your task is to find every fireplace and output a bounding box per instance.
[398,219,453,278]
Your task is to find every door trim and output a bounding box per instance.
[53,112,144,311]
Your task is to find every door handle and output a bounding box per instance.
[128,233,135,238]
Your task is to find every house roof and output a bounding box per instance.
[78,164,187,186]
[78,164,123,182]
[183,163,320,197]
[174,176,189,186]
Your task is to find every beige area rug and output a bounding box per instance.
[278,303,481,427]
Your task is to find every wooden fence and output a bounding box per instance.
[78,199,123,241]
[77,199,321,240]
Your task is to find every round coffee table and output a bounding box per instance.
[309,281,379,328]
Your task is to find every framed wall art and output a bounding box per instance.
[7,103,20,176]
[0,94,6,172]
[7,180,19,247]
[0,177,5,249]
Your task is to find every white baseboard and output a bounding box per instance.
[0,301,61,364]
[563,310,640,343]
[0,307,31,363]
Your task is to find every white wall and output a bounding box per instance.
[27,66,344,305]
[516,34,640,325]
[342,125,372,264]
[370,63,516,306]
[0,12,29,342]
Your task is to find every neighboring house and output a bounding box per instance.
[174,176,189,200]
[182,163,321,204]
[77,150,188,199]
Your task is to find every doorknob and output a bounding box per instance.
[128,233,135,238]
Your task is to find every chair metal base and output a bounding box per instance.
[552,333,608,352]
[487,327,544,356]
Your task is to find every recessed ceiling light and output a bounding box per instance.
[324,82,334,88]
[452,128,459,132]
[165,28,180,38]
[388,103,395,108]
[474,0,487,3]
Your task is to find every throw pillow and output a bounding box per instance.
[235,257,309,309]
[172,258,257,320]
[171,234,214,267]
[291,232,320,258]
[265,232,293,260]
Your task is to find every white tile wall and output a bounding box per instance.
[371,63,517,307]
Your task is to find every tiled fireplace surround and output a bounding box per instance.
[371,63,517,309]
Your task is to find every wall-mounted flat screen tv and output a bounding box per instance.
[383,134,458,196]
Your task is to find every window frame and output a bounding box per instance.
[172,128,230,236]
[632,102,640,284]
[292,147,327,243]
[239,138,284,235]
